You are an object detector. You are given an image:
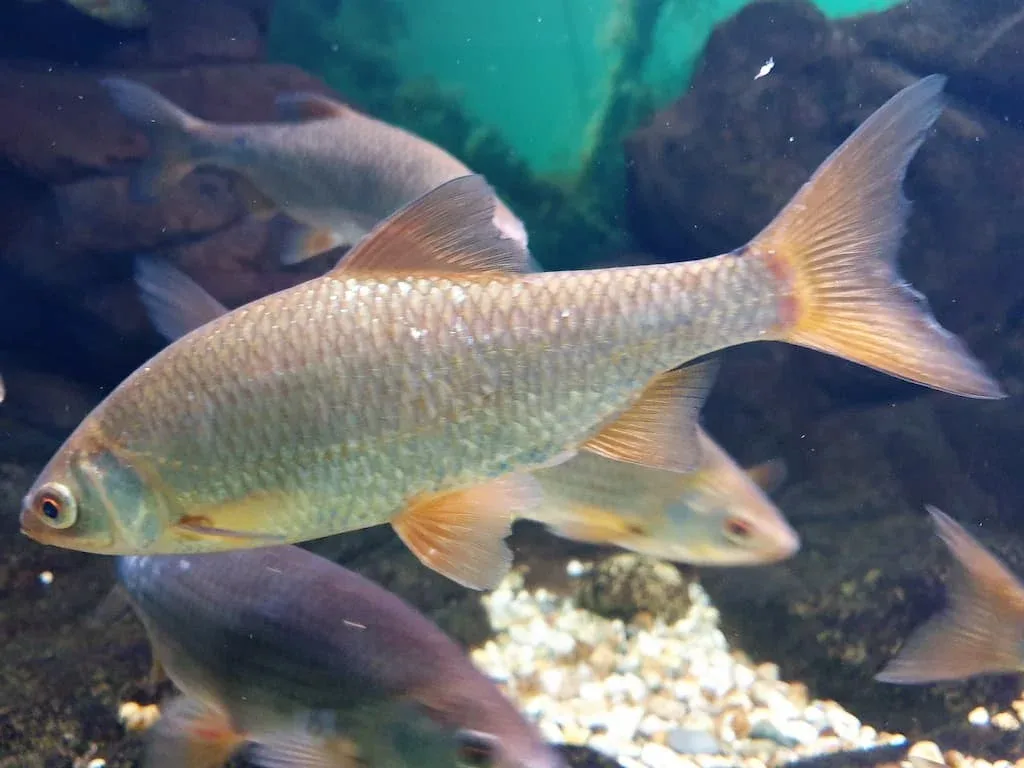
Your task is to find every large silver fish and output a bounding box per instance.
[120,262,800,569]
[21,76,1003,591]
[117,546,563,768]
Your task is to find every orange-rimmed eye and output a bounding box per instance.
[33,484,77,529]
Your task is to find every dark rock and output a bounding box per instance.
[624,0,1024,755]
[144,0,266,65]
[575,553,693,624]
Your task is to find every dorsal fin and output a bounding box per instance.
[330,175,533,276]
[746,458,788,494]
[274,92,353,122]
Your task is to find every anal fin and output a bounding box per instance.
[392,474,540,590]
[145,696,243,768]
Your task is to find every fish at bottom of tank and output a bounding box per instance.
[110,543,566,768]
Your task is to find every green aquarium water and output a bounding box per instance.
[269,0,903,178]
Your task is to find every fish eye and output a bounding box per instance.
[32,483,77,530]
[723,515,753,542]
[456,730,497,768]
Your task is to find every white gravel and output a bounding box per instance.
[470,565,907,768]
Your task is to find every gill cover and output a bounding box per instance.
[71,446,164,551]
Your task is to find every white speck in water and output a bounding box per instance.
[343,620,367,630]
[39,571,54,585]
[755,57,775,80]
[177,559,191,571]
[789,136,795,143]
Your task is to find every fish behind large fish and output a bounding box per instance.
[20,75,1003,591]
[528,417,799,566]
[875,506,1024,684]
[116,545,564,768]
[99,76,528,264]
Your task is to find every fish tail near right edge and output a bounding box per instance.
[100,77,211,202]
[875,506,1024,684]
[749,74,1005,399]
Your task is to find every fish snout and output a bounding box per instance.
[766,522,801,562]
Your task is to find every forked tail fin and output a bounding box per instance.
[101,77,212,202]
[749,74,1004,399]
[875,506,1024,684]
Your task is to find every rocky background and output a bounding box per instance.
[2,0,1024,765]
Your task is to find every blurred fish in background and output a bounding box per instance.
[99,76,528,265]
[529,364,799,566]
[116,546,566,768]
[876,506,1024,684]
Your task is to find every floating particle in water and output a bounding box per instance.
[38,570,53,585]
[755,57,775,80]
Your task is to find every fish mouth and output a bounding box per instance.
[764,527,801,562]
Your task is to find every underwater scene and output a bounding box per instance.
[2,0,1024,767]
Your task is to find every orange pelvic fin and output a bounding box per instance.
[392,473,541,590]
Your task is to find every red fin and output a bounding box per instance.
[145,696,244,768]
[583,360,718,474]
[330,175,532,276]
[875,506,1024,684]
[392,474,540,590]
[275,92,353,122]
[750,74,1003,399]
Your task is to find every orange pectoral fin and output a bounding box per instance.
[392,474,541,591]
[171,491,291,548]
